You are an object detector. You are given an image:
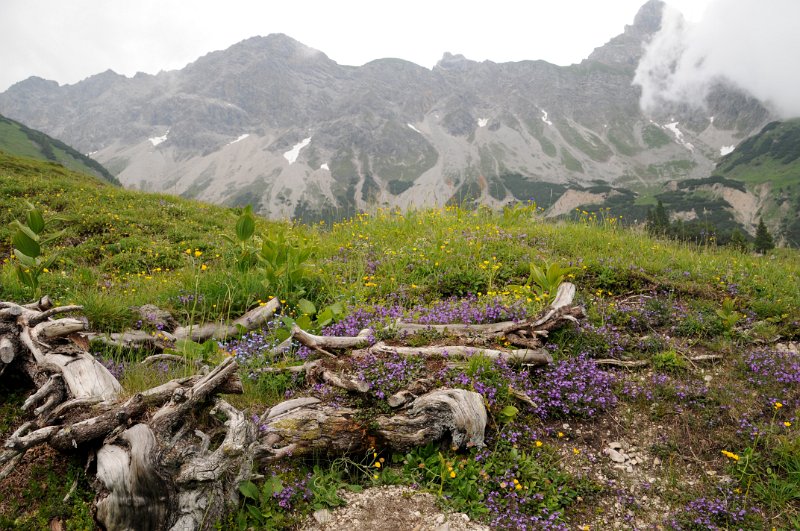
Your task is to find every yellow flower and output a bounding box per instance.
[185,248,191,255]
[721,450,740,461]
[515,484,522,490]
[573,448,580,455]
[200,264,207,271]
[784,421,792,427]
[194,250,202,257]
[557,432,564,438]
[374,462,381,468]
[774,402,783,409]
[535,441,543,447]
[449,471,456,478]
[373,474,379,480]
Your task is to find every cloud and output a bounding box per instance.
[635,0,800,118]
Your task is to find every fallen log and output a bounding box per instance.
[359,342,553,365]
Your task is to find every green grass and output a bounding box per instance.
[1,151,799,529]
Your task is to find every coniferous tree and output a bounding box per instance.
[729,228,749,252]
[753,218,775,254]
[646,200,669,236]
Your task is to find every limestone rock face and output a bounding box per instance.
[0,6,772,221]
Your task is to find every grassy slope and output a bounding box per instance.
[0,152,798,529]
[0,114,120,185]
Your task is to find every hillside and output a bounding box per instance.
[0,153,798,529]
[0,1,772,221]
[0,113,118,185]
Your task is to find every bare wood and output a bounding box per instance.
[86,330,177,350]
[33,318,86,340]
[292,324,373,351]
[173,298,280,342]
[365,342,553,365]
[318,369,370,393]
[0,337,14,364]
[22,374,63,411]
[508,386,538,409]
[29,305,84,326]
[258,388,487,458]
[0,306,22,320]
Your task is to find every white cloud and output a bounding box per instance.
[634,0,800,118]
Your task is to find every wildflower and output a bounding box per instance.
[449,471,456,478]
[557,432,564,438]
[535,440,543,447]
[784,421,792,427]
[573,448,580,455]
[374,461,381,468]
[194,250,202,257]
[200,264,207,271]
[774,402,783,409]
[721,450,740,461]
[373,474,379,480]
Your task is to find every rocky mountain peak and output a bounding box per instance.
[587,0,664,67]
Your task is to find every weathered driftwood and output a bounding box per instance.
[594,354,723,369]
[359,342,553,365]
[87,298,282,349]
[0,296,496,530]
[296,282,582,361]
[255,388,487,459]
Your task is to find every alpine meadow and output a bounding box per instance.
[0,0,799,530]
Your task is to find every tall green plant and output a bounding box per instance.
[9,201,63,298]
[259,230,313,302]
[223,205,259,272]
[524,261,577,303]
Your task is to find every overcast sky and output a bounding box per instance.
[0,0,711,92]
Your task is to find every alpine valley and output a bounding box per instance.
[1,0,797,243]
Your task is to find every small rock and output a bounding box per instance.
[434,524,450,531]
[412,511,422,518]
[704,375,713,383]
[435,514,446,525]
[606,449,626,463]
[653,457,662,466]
[609,441,623,450]
[461,514,470,522]
[625,465,633,473]
[313,509,333,524]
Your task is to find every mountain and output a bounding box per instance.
[0,113,119,184]
[0,1,773,222]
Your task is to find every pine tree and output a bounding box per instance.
[646,200,669,236]
[753,218,775,254]
[729,228,749,252]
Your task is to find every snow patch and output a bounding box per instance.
[664,122,694,152]
[283,137,311,164]
[228,134,249,145]
[149,130,169,147]
[541,110,552,126]
[720,145,735,156]
[407,123,421,133]
[320,163,329,171]
[477,118,489,128]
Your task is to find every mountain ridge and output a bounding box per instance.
[0,1,775,222]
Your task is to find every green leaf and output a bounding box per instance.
[263,476,284,496]
[26,205,45,234]
[13,249,37,268]
[297,298,316,316]
[238,480,260,500]
[295,314,312,331]
[13,228,40,258]
[235,206,256,242]
[499,405,519,423]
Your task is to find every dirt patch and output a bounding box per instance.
[298,486,488,531]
